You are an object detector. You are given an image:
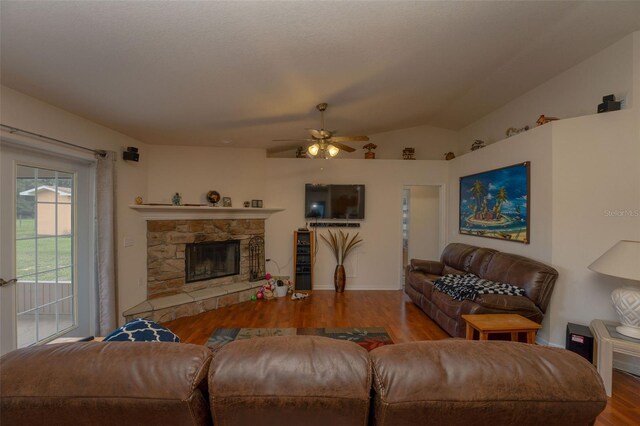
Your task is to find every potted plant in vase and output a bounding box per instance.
[320,229,363,293]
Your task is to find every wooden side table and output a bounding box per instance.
[590,319,640,397]
[462,314,542,344]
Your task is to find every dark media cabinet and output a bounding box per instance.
[293,230,314,290]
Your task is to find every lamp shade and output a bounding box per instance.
[588,240,640,281]
[308,144,319,156]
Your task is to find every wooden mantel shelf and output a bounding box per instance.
[129,204,284,220]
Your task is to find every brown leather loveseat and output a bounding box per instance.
[1,336,606,426]
[405,243,558,337]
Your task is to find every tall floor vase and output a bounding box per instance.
[334,264,346,293]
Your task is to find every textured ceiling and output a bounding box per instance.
[1,1,640,150]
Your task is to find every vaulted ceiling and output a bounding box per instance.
[2,1,639,151]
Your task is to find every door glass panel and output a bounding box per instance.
[15,166,75,347]
[16,309,37,348]
[16,238,35,278]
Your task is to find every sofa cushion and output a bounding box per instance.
[439,243,477,271]
[209,335,371,426]
[0,342,212,426]
[103,318,180,342]
[370,340,607,426]
[483,252,558,312]
[442,264,465,275]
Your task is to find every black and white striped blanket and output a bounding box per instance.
[433,273,525,301]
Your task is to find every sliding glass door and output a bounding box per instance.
[1,143,94,354]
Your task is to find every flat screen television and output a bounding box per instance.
[305,184,365,219]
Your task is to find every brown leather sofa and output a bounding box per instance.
[1,336,606,426]
[405,243,558,338]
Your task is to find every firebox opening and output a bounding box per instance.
[185,240,240,283]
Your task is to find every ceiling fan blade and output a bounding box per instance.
[272,138,315,142]
[330,135,369,143]
[267,142,309,154]
[331,142,356,153]
[307,129,333,139]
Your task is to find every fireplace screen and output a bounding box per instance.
[185,240,240,283]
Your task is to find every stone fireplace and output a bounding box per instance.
[147,219,264,299]
[123,205,283,323]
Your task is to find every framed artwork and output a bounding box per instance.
[459,162,530,244]
[223,197,232,207]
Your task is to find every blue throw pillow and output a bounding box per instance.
[103,318,180,342]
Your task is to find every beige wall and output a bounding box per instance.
[457,32,636,152]
[1,85,149,326]
[264,158,448,290]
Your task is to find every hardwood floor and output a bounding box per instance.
[164,290,640,425]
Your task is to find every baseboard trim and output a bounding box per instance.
[536,337,640,376]
[311,286,402,291]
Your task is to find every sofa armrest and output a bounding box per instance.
[409,259,444,275]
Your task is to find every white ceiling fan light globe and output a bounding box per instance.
[328,145,339,157]
[308,144,320,156]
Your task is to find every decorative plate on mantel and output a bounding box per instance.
[206,190,220,205]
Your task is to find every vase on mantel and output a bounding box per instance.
[334,264,346,293]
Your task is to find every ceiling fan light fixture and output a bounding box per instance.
[328,144,339,157]
[308,143,320,156]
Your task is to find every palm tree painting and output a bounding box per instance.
[459,162,530,243]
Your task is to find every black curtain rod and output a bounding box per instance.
[1,124,107,157]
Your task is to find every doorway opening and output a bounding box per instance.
[402,185,441,284]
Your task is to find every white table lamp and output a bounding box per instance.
[588,240,640,339]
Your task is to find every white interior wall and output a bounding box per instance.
[264,159,448,290]
[550,110,640,373]
[407,186,440,262]
[457,32,636,152]
[145,145,267,205]
[0,85,149,326]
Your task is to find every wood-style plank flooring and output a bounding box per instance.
[164,290,640,425]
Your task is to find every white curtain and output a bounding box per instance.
[96,151,117,335]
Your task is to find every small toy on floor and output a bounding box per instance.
[291,292,309,301]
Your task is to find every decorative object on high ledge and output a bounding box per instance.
[244,201,250,208]
[206,190,220,206]
[597,94,621,114]
[402,147,415,160]
[505,125,530,137]
[134,196,143,205]
[270,103,368,159]
[459,162,530,244]
[470,139,485,151]
[363,143,377,159]
[171,192,182,206]
[588,240,640,339]
[444,152,455,160]
[251,199,263,208]
[536,115,558,126]
[320,229,363,293]
[222,197,232,207]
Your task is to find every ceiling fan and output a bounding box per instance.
[271,103,369,158]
